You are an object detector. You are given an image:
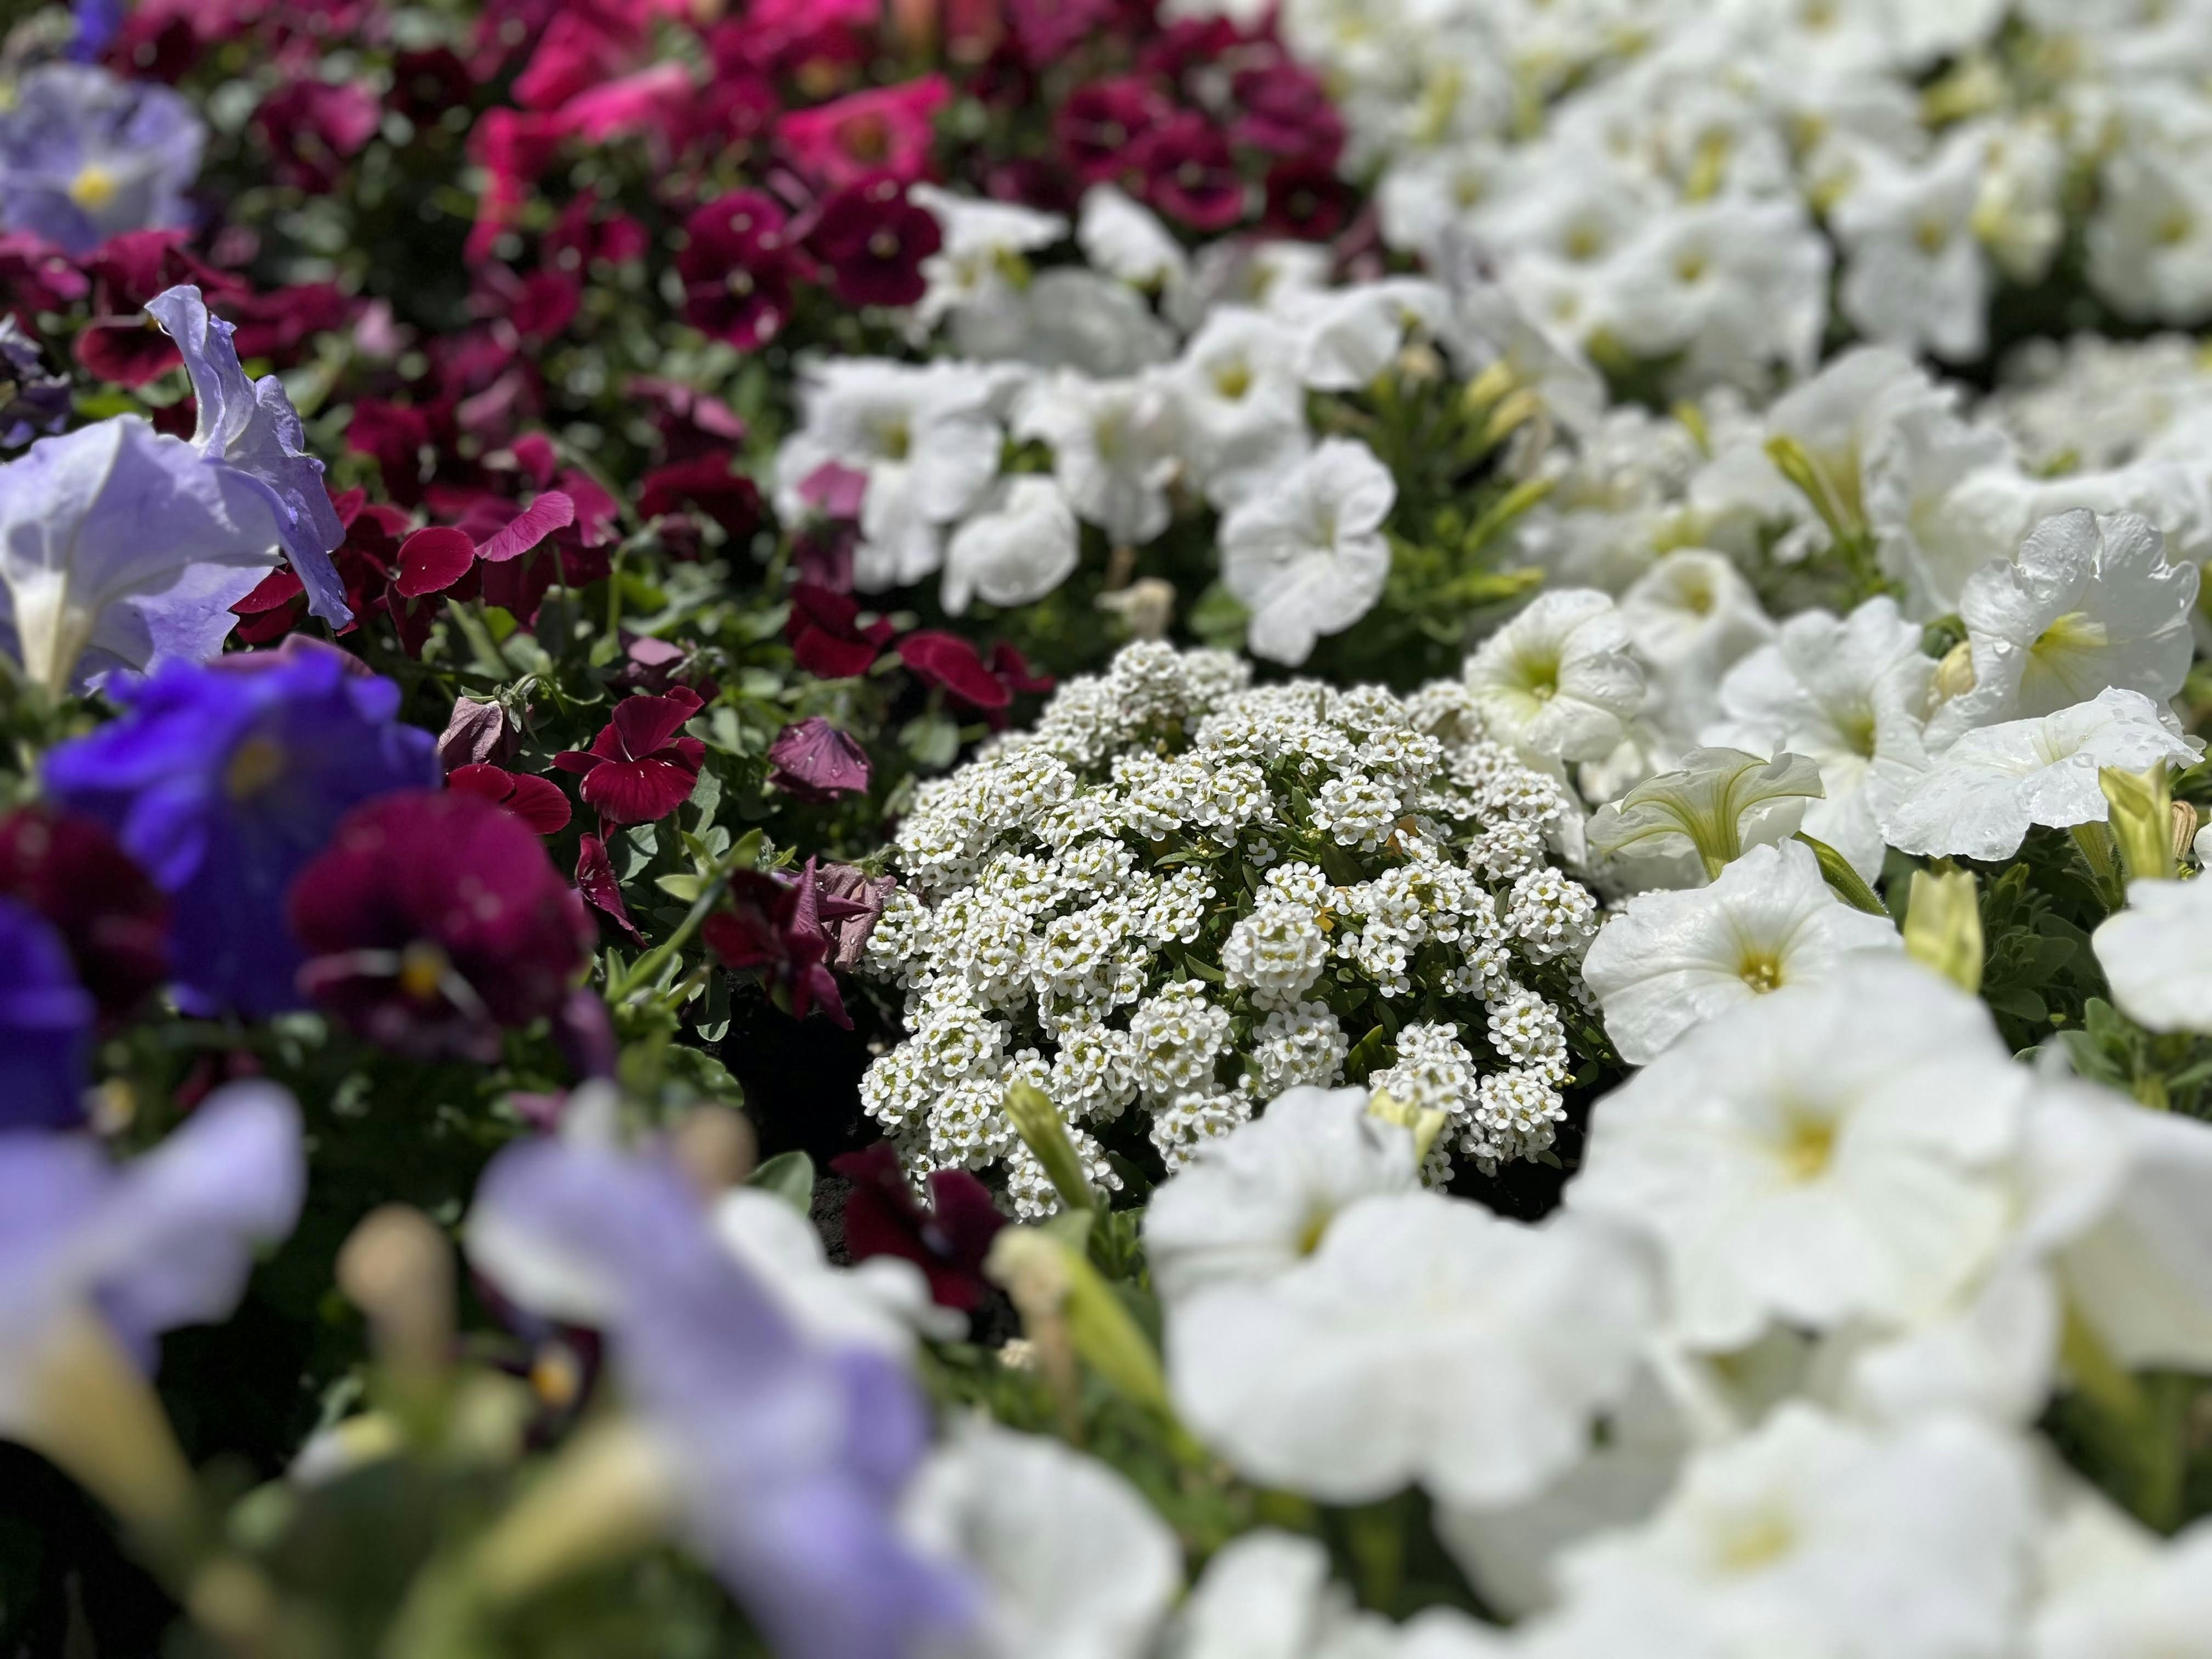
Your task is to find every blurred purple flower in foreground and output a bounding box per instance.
[0,62,204,255]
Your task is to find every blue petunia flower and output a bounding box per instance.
[467,1132,979,1659]
[0,414,283,694]
[0,896,94,1131]
[147,286,353,630]
[0,63,203,255]
[42,641,438,1017]
[67,0,127,63]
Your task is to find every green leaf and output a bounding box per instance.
[655,873,704,902]
[747,1150,815,1215]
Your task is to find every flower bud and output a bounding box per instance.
[2099,764,2176,884]
[1003,1081,1096,1214]
[1903,869,1983,995]
[336,1205,454,1383]
[1367,1088,1446,1165]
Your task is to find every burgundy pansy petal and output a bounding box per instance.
[990,642,1054,696]
[393,527,478,598]
[899,630,1010,710]
[767,717,870,802]
[500,775,574,835]
[476,490,577,563]
[607,686,704,760]
[575,834,642,940]
[831,1142,1006,1312]
[579,754,699,824]
[445,762,519,804]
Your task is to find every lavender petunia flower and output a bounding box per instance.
[0,318,69,449]
[0,1082,302,1525]
[146,286,353,629]
[43,640,438,1017]
[466,1135,977,1658]
[0,63,203,255]
[0,415,282,694]
[0,896,94,1131]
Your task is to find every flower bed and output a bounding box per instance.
[6,0,2212,1653]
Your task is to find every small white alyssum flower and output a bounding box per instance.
[861,642,1601,1211]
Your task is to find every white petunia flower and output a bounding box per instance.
[774,359,1013,590]
[711,1188,961,1359]
[902,1415,1181,1659]
[1567,957,2032,1351]
[1876,687,2201,863]
[1165,1531,1400,1659]
[1166,1190,1657,1508]
[1534,1404,2036,1659]
[1077,184,1189,289]
[1932,509,2198,738]
[911,184,1069,333]
[1831,130,1992,362]
[1167,306,1311,509]
[2033,1493,2212,1658]
[1142,1085,1419,1308]
[941,476,1081,615]
[1276,277,1453,392]
[1581,840,1902,1065]
[1618,549,1774,746]
[1705,596,1936,881]
[2094,877,2212,1035]
[1464,589,1647,766]
[1012,370,1181,546]
[1220,438,1396,666]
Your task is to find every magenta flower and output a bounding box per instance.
[806,175,942,309]
[767,717,870,804]
[252,77,381,193]
[289,790,595,1062]
[677,191,799,351]
[702,858,871,1028]
[775,75,949,189]
[554,687,707,827]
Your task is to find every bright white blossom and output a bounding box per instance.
[1464,589,1647,767]
[2093,877,2212,1035]
[1220,438,1396,666]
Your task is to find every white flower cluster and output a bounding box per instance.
[859,642,1599,1211]
[1269,0,2212,384]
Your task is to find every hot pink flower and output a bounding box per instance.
[776,75,950,189]
[553,687,708,825]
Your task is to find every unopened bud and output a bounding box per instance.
[1903,868,1983,995]
[337,1205,454,1381]
[2176,800,2201,869]
[1097,578,1177,641]
[671,1106,758,1196]
[2100,763,2176,883]
[1004,1082,1096,1214]
[1932,641,1977,703]
[1367,1089,1446,1165]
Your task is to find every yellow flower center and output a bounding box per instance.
[1738,952,1783,993]
[1713,1508,1798,1574]
[397,941,450,1002]
[1775,1107,1837,1183]
[68,164,119,212]
[224,736,287,800]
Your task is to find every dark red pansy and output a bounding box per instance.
[346,399,434,506]
[447,763,573,834]
[74,230,238,387]
[766,717,870,803]
[831,1142,1006,1312]
[552,687,707,826]
[253,77,381,193]
[806,175,941,309]
[700,858,869,1028]
[289,790,596,1062]
[574,832,641,940]
[990,641,1054,696]
[1263,156,1357,242]
[388,46,475,124]
[787,582,895,679]
[226,281,352,365]
[0,234,88,328]
[1054,76,1173,185]
[0,806,169,1024]
[476,490,575,563]
[392,525,478,598]
[638,454,763,540]
[1134,112,1247,232]
[897,630,1011,710]
[677,190,800,351]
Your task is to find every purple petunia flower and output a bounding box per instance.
[41,639,438,1017]
[146,286,353,630]
[465,1134,977,1659]
[0,896,94,1132]
[0,63,204,255]
[0,415,284,694]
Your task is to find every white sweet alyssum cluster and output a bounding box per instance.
[859,642,1597,1214]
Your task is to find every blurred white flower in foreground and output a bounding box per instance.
[941,476,1080,615]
